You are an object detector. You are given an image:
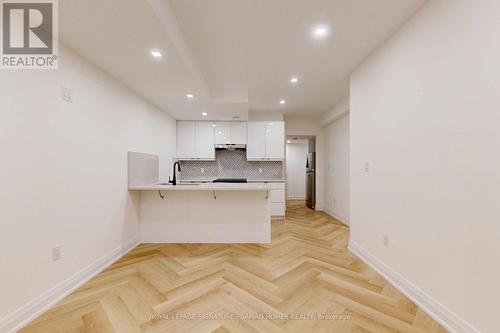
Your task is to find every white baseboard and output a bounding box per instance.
[348,241,480,333]
[0,235,141,333]
[319,208,349,226]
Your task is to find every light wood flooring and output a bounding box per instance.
[21,200,447,333]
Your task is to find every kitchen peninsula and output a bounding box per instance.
[128,151,285,243]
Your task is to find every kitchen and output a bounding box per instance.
[2,0,493,332]
[128,120,287,243]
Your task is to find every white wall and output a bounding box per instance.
[319,96,349,128]
[323,114,349,224]
[285,116,324,209]
[285,141,308,199]
[248,112,284,121]
[0,45,177,330]
[350,1,499,332]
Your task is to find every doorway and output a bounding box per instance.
[285,136,316,210]
[286,140,308,200]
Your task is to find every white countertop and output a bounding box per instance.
[129,182,282,191]
[179,179,286,183]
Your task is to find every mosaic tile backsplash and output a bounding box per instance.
[179,150,283,180]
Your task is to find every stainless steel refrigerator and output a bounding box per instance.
[306,152,316,209]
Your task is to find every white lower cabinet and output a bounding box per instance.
[271,203,285,217]
[269,184,286,218]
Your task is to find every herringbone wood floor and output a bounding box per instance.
[21,201,447,333]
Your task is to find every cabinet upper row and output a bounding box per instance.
[176,121,285,161]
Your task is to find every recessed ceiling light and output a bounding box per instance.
[286,140,291,144]
[212,124,217,127]
[186,93,194,99]
[312,25,330,39]
[290,77,299,84]
[151,50,162,58]
[279,100,286,105]
[201,112,207,116]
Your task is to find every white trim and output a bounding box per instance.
[0,235,141,333]
[348,241,480,333]
[319,208,349,226]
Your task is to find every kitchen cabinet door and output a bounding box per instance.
[214,122,231,144]
[177,121,196,159]
[265,121,285,160]
[195,121,215,159]
[230,122,247,144]
[246,121,266,159]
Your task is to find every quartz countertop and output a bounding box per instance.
[178,178,286,184]
[129,182,283,191]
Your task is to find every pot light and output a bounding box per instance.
[279,100,286,105]
[286,140,291,144]
[290,76,299,84]
[312,25,330,39]
[186,93,194,99]
[201,112,208,116]
[151,50,162,58]
[212,124,217,127]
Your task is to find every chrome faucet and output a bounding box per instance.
[169,161,181,186]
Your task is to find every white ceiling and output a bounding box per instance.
[59,0,427,120]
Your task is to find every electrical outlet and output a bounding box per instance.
[364,162,370,173]
[383,234,389,248]
[52,245,62,261]
[61,86,73,103]
[259,168,263,174]
[200,168,205,173]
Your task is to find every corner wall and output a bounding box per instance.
[350,1,499,331]
[0,45,177,331]
[323,114,350,224]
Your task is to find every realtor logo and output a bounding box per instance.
[1,0,58,69]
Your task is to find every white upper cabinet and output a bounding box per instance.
[214,122,231,144]
[265,121,285,159]
[246,121,284,160]
[195,121,215,159]
[230,122,247,144]
[246,121,266,159]
[176,121,215,160]
[214,122,246,145]
[177,121,196,159]
[177,120,282,160]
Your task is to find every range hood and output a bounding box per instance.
[214,144,246,150]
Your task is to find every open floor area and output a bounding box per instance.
[21,202,446,333]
